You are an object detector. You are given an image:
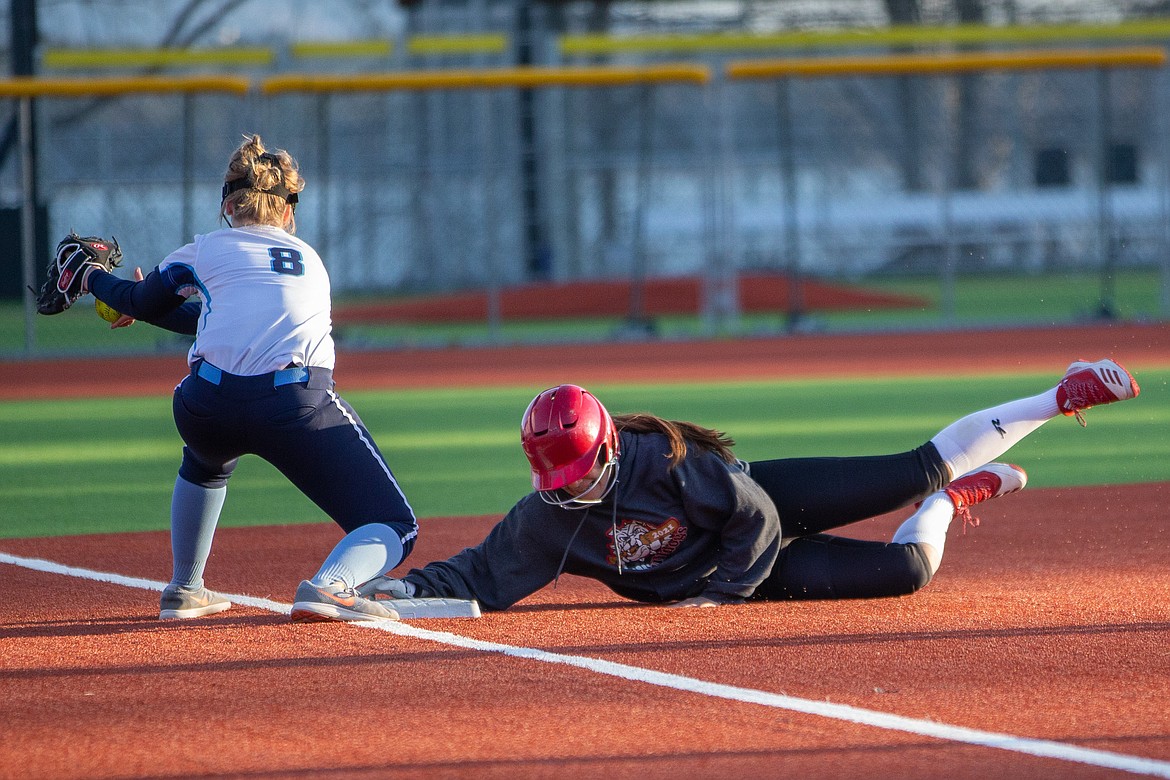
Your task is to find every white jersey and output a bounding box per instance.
[158,225,336,375]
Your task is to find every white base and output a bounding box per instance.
[376,597,482,619]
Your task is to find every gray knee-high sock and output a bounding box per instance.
[170,476,227,589]
[311,523,405,589]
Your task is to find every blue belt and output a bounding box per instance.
[195,361,310,388]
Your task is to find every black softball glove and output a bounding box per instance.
[34,233,122,315]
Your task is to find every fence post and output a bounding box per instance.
[700,67,738,335]
[19,95,36,354]
[316,92,332,263]
[181,93,195,246]
[1095,66,1117,320]
[625,81,656,335]
[1161,65,1170,318]
[776,76,803,332]
[480,88,502,341]
[940,75,958,325]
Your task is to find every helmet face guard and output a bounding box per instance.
[521,385,620,501]
[536,450,620,509]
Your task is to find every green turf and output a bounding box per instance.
[2,368,1166,539]
[817,269,1169,331]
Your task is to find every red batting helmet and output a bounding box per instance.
[520,384,619,493]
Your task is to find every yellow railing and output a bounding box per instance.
[261,63,710,94]
[5,46,1160,98]
[407,34,510,57]
[0,74,251,97]
[40,19,1170,71]
[41,35,513,70]
[290,40,394,59]
[288,35,510,60]
[42,47,274,70]
[725,46,1167,80]
[560,18,1170,55]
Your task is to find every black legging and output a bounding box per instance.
[746,442,950,600]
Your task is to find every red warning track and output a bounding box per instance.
[3,321,1170,399]
[330,273,927,323]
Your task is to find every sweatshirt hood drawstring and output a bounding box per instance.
[552,508,589,589]
[611,492,623,576]
[551,474,622,588]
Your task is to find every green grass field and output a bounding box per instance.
[2,369,1167,539]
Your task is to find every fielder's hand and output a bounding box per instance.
[668,592,746,608]
[668,595,722,608]
[109,267,144,329]
[357,575,416,600]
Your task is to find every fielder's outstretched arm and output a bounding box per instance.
[87,266,201,335]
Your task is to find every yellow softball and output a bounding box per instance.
[95,298,121,324]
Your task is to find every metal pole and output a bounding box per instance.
[14,0,40,355]
[181,93,194,244]
[1096,67,1117,320]
[941,76,958,325]
[482,89,501,342]
[516,1,547,279]
[19,96,37,355]
[715,67,739,333]
[699,76,720,334]
[316,93,331,260]
[1160,65,1170,318]
[777,77,803,332]
[626,82,655,335]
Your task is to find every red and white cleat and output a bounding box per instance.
[1056,358,1140,427]
[943,463,1028,533]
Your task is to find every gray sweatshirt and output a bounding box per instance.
[404,431,782,611]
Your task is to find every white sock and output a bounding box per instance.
[930,389,1060,479]
[311,524,405,589]
[892,494,955,549]
[891,493,956,573]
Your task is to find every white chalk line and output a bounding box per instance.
[4,550,1169,778]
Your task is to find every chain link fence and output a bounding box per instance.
[3,8,1169,354]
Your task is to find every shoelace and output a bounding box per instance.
[945,475,996,535]
[952,503,981,535]
[1061,374,1107,428]
[323,584,364,607]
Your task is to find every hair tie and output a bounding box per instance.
[221,178,298,205]
[220,153,299,208]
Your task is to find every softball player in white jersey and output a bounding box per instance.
[83,134,418,621]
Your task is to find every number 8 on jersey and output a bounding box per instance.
[270,247,305,276]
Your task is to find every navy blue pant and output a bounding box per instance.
[745,443,949,600]
[173,361,417,554]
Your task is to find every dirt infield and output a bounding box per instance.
[2,322,1169,779]
[3,484,1168,779]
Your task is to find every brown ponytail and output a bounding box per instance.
[612,412,737,467]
